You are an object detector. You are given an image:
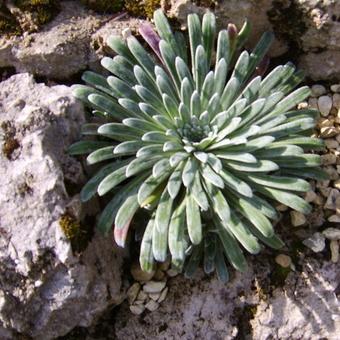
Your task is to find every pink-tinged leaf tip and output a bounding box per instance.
[139,22,161,59]
[113,220,131,247]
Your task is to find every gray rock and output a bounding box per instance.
[114,258,340,339]
[0,73,123,339]
[303,232,326,252]
[0,2,142,80]
[166,0,340,81]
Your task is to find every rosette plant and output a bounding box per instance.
[69,10,326,281]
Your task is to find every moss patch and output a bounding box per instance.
[0,4,22,36]
[125,0,161,19]
[81,0,124,14]
[59,213,93,253]
[1,121,20,160]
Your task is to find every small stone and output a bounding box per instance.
[334,179,340,189]
[308,97,318,109]
[304,190,317,203]
[143,281,166,293]
[324,189,340,210]
[145,300,159,312]
[131,262,155,282]
[275,254,292,268]
[298,101,308,109]
[319,126,337,138]
[316,179,331,188]
[136,290,148,302]
[321,154,337,165]
[324,166,339,180]
[330,240,339,263]
[328,214,340,223]
[333,93,340,109]
[127,282,141,304]
[130,304,145,315]
[314,194,325,206]
[330,84,340,93]
[166,269,180,277]
[290,211,306,226]
[303,232,326,252]
[311,84,327,97]
[319,187,331,198]
[149,292,161,301]
[158,287,169,303]
[323,227,340,240]
[324,139,339,149]
[318,95,332,116]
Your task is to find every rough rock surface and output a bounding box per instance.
[0,1,144,80]
[114,258,340,339]
[0,74,123,339]
[166,0,340,80]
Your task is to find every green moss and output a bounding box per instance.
[14,0,59,27]
[81,0,124,13]
[125,0,161,19]
[59,213,93,253]
[1,121,20,160]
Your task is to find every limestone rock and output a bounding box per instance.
[114,259,340,339]
[0,73,123,339]
[318,96,333,117]
[0,2,142,80]
[303,232,326,253]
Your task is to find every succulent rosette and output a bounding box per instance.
[69,10,326,281]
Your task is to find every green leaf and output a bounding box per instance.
[97,163,129,196]
[155,188,174,233]
[101,56,136,85]
[194,45,208,91]
[283,167,329,181]
[191,172,209,211]
[182,157,198,187]
[219,169,253,197]
[214,58,228,96]
[216,219,247,272]
[243,173,311,192]
[225,159,279,172]
[220,77,241,110]
[82,71,112,95]
[188,13,202,75]
[168,200,186,266]
[167,162,184,199]
[87,146,116,165]
[202,12,216,65]
[205,183,230,223]
[185,243,203,278]
[153,209,168,262]
[230,195,274,237]
[215,243,229,283]
[225,213,261,254]
[126,155,159,177]
[80,160,130,202]
[186,193,202,244]
[97,176,143,235]
[254,184,312,214]
[153,158,171,177]
[107,75,140,102]
[114,140,143,155]
[68,140,111,155]
[271,154,321,168]
[215,152,257,163]
[127,35,155,79]
[138,171,170,206]
[204,234,216,274]
[140,216,155,272]
[200,163,224,188]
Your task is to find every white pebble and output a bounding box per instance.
[323,227,340,240]
[130,304,145,315]
[311,84,327,97]
[275,254,292,268]
[149,292,161,301]
[145,300,159,312]
[328,214,340,223]
[318,96,333,117]
[324,189,340,210]
[330,240,339,263]
[330,84,340,93]
[143,281,166,293]
[158,287,169,303]
[303,232,326,252]
[333,93,340,109]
